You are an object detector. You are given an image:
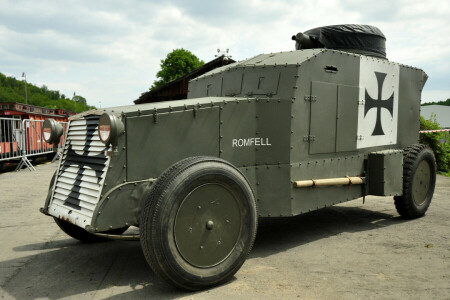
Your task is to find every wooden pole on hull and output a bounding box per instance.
[294,176,365,188]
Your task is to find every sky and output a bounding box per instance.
[0,0,449,108]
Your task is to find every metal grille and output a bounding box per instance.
[49,115,110,227]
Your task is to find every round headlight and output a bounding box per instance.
[98,113,124,146]
[43,119,63,144]
[99,124,111,143]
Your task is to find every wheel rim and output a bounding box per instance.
[174,183,242,268]
[412,160,431,206]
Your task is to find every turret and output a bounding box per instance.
[292,24,386,58]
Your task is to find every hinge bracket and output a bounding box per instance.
[304,95,317,102]
[303,135,316,142]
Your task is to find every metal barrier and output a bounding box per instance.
[0,118,68,171]
[0,117,23,162]
[22,119,67,156]
[420,129,450,144]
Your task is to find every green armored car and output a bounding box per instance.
[41,24,436,290]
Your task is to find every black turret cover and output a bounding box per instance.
[302,24,386,58]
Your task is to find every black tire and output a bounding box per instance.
[49,169,128,243]
[46,152,57,161]
[140,156,257,290]
[54,218,128,243]
[394,144,436,219]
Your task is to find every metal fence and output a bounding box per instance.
[0,118,68,171]
[22,119,67,157]
[0,117,23,162]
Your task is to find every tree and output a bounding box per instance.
[420,115,450,174]
[73,95,87,105]
[422,98,450,106]
[0,72,95,113]
[150,49,204,90]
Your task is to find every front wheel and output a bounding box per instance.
[394,144,437,218]
[54,218,129,243]
[140,157,257,290]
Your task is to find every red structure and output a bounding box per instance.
[0,102,74,121]
[0,102,73,162]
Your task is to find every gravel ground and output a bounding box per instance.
[0,162,449,299]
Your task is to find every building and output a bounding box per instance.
[421,105,450,128]
[134,55,235,104]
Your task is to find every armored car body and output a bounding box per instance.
[41,25,436,290]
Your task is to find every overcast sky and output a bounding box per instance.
[1,0,449,108]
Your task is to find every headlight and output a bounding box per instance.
[43,119,63,144]
[99,124,111,143]
[98,113,124,146]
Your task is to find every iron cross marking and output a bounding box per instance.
[364,72,394,136]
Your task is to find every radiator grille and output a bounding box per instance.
[49,115,110,227]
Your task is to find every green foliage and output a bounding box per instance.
[0,72,95,113]
[421,98,450,106]
[150,49,204,90]
[419,115,450,174]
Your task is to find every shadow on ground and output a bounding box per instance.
[0,156,53,173]
[1,205,407,299]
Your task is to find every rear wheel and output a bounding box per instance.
[140,157,257,290]
[394,144,436,218]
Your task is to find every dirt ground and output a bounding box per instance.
[0,162,449,299]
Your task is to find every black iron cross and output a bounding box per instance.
[364,72,394,136]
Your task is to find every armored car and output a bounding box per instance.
[41,24,436,290]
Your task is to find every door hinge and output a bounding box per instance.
[303,135,316,142]
[304,95,317,102]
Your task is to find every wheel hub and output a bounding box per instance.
[206,220,214,230]
[174,183,242,267]
[412,160,431,206]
